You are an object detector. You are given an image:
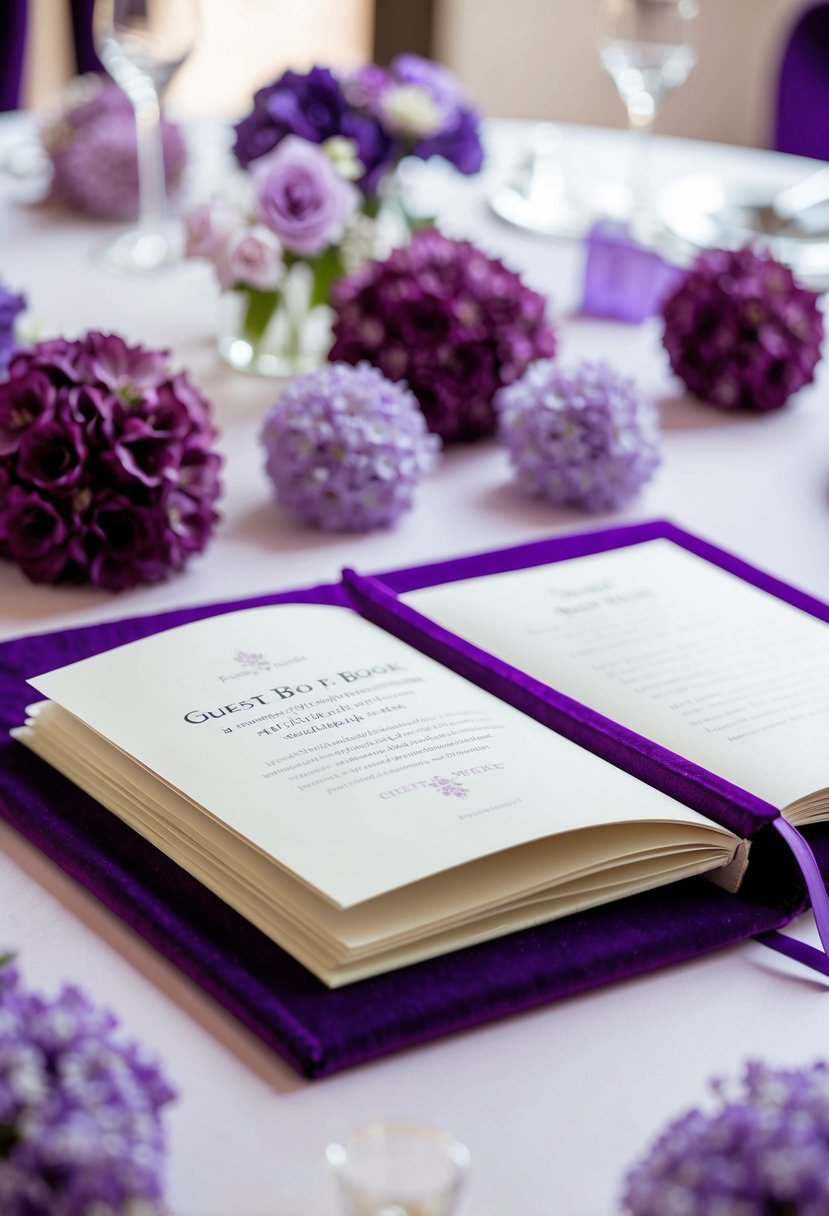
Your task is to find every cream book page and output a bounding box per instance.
[405,539,829,810]
[27,602,734,909]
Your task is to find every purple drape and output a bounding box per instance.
[776,2,829,161]
[1,0,101,111]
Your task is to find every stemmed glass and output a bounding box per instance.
[93,0,198,272]
[598,0,698,232]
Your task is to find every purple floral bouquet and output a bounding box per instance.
[0,280,26,373]
[39,74,187,220]
[330,228,557,443]
[623,1061,829,1214]
[0,332,222,590]
[0,962,176,1215]
[185,57,484,372]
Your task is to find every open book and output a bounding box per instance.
[16,597,746,987]
[15,528,829,989]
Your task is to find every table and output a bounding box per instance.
[2,117,828,1215]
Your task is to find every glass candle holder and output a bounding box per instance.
[327,1120,470,1216]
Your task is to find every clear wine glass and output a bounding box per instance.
[598,0,698,232]
[93,0,198,272]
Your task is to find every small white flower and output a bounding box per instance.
[322,136,363,181]
[381,84,444,138]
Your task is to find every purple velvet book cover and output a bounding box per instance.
[0,520,823,1078]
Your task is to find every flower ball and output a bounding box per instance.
[330,228,557,443]
[0,333,222,589]
[495,359,661,512]
[41,76,187,220]
[261,361,440,531]
[0,965,176,1214]
[661,245,823,411]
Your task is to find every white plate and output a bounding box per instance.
[655,172,829,290]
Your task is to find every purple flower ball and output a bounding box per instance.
[0,964,176,1215]
[260,361,440,531]
[0,332,222,589]
[43,76,187,220]
[661,245,824,412]
[330,228,557,444]
[495,359,661,512]
[623,1061,829,1215]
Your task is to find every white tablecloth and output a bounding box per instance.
[1,117,828,1215]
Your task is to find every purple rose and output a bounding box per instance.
[15,411,87,494]
[253,136,359,256]
[2,486,82,584]
[87,492,171,590]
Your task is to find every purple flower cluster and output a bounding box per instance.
[0,965,176,1215]
[260,361,440,531]
[0,332,222,590]
[495,360,661,512]
[232,58,483,197]
[40,75,187,219]
[233,65,393,195]
[661,245,823,412]
[0,281,25,373]
[330,228,557,443]
[346,54,484,175]
[623,1061,829,1215]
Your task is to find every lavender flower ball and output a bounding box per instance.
[331,228,557,444]
[0,964,176,1215]
[623,1061,829,1215]
[661,245,823,411]
[42,76,187,220]
[261,362,440,531]
[0,332,222,589]
[495,359,661,512]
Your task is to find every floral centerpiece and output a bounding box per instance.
[0,960,176,1214]
[185,56,484,376]
[0,332,222,589]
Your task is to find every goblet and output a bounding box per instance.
[598,0,698,231]
[93,0,198,272]
[327,1120,470,1216]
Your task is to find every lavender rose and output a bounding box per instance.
[253,135,359,256]
[184,196,244,260]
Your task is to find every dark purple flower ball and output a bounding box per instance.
[495,359,661,511]
[0,332,222,590]
[261,361,440,531]
[42,76,187,220]
[623,1061,829,1215]
[0,965,176,1215]
[232,65,394,197]
[330,228,557,443]
[661,245,823,411]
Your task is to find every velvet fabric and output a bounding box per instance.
[0,520,824,1078]
[775,1,829,161]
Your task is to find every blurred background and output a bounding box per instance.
[19,0,811,150]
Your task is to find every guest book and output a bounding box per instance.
[2,521,828,1076]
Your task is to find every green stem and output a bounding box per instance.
[238,286,280,350]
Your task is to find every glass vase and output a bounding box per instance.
[217,261,334,378]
